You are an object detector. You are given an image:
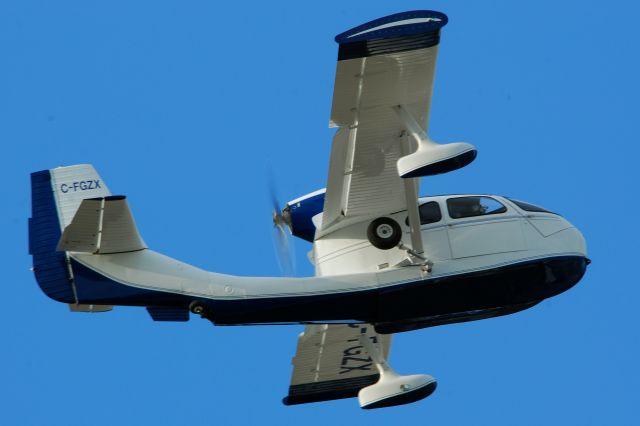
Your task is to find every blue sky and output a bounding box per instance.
[2,1,638,424]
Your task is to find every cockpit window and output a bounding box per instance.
[447,196,507,219]
[507,198,557,215]
[405,201,442,226]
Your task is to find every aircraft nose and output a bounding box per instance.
[575,227,588,259]
[540,223,588,260]
[562,225,588,259]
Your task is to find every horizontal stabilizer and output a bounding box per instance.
[57,196,146,254]
[146,307,190,322]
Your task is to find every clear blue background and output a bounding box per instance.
[2,1,638,424]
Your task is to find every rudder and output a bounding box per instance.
[29,165,111,303]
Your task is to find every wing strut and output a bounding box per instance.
[394,105,425,255]
[399,129,424,255]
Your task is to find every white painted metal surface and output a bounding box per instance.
[289,324,390,386]
[323,45,441,231]
[70,249,428,300]
[358,372,436,408]
[313,195,585,277]
[357,331,435,408]
[393,105,475,178]
[50,164,111,229]
[58,197,146,254]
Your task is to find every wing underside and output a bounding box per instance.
[283,324,390,405]
[321,11,448,233]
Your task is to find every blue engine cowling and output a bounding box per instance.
[286,189,325,242]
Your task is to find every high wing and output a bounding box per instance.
[321,11,448,233]
[283,324,391,405]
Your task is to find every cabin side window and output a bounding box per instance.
[447,196,507,219]
[405,201,442,226]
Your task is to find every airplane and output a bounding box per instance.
[28,10,589,409]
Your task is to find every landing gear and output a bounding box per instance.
[189,301,210,317]
[358,332,437,409]
[367,217,402,250]
[398,243,434,273]
[368,217,433,272]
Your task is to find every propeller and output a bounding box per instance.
[269,170,296,276]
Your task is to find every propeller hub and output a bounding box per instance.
[273,206,292,229]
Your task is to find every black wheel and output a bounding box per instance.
[367,217,402,250]
[189,301,207,315]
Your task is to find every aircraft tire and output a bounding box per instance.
[189,301,209,316]
[367,217,402,250]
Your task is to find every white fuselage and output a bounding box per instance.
[62,193,586,326]
[313,195,586,277]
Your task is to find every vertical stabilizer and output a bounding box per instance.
[49,165,111,228]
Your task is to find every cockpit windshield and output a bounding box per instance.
[507,198,558,215]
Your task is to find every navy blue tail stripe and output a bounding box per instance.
[29,170,74,303]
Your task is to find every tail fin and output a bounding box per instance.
[29,165,111,303]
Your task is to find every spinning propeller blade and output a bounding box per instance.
[268,169,296,276]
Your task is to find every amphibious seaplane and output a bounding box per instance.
[29,10,588,409]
